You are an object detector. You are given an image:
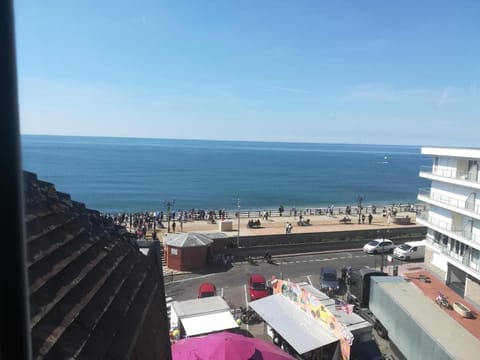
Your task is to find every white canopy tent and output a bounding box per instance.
[248,294,338,355]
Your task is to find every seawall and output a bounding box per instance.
[225,226,428,259]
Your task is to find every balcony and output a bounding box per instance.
[417,212,480,248]
[426,238,480,275]
[419,166,480,188]
[417,188,480,220]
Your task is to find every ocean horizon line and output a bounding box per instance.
[20,133,423,148]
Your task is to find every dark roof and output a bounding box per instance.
[164,232,214,247]
[23,171,170,359]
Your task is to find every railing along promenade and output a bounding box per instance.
[232,203,420,219]
[111,202,423,222]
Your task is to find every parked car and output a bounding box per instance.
[249,274,269,301]
[393,240,426,260]
[363,239,395,254]
[198,282,217,298]
[320,267,339,294]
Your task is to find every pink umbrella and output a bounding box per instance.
[172,331,295,360]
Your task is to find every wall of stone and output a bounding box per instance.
[224,226,427,259]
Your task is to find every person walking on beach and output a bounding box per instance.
[172,220,176,233]
[368,213,373,225]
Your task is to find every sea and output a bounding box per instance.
[21,135,430,214]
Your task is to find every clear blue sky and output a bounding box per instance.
[15,1,480,146]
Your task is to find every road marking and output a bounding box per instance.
[306,275,313,286]
[167,273,216,284]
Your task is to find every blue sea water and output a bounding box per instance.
[21,135,430,213]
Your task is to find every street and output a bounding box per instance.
[165,249,389,307]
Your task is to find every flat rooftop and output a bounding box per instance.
[171,296,231,318]
[372,277,480,359]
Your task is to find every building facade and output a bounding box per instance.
[417,147,480,307]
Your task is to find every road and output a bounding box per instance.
[165,249,389,307]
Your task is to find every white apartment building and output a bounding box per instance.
[417,147,480,307]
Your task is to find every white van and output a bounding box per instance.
[393,240,426,261]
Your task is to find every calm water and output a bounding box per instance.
[21,135,430,213]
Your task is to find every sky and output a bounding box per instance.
[15,0,480,146]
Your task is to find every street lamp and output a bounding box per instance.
[357,195,366,224]
[378,229,390,272]
[237,198,240,247]
[152,211,157,240]
[164,199,175,233]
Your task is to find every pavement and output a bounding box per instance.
[403,268,480,340]
[157,210,420,237]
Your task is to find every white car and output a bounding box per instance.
[363,239,395,254]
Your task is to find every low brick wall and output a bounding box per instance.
[392,216,412,225]
[224,226,427,260]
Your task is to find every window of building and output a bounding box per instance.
[442,234,449,246]
[470,249,480,271]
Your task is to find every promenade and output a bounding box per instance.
[151,210,420,238]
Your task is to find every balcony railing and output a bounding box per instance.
[426,238,480,273]
[420,165,479,183]
[416,212,474,241]
[417,188,480,215]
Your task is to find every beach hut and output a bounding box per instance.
[165,232,219,271]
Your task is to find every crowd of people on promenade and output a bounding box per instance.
[100,202,423,239]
